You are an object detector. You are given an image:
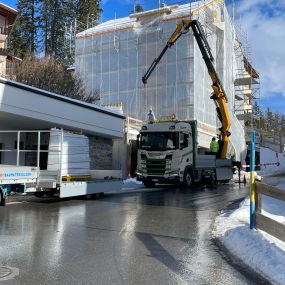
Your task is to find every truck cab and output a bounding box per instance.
[137,120,197,187]
[137,119,233,187]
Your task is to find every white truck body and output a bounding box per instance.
[136,120,232,187]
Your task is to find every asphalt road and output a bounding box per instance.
[0,182,270,285]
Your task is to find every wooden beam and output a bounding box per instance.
[255,213,285,243]
[256,182,285,202]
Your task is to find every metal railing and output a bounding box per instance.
[255,182,285,243]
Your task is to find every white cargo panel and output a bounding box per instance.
[47,128,90,177]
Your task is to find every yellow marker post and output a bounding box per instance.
[250,132,256,229]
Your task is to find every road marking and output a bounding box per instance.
[6,202,22,205]
[0,266,19,281]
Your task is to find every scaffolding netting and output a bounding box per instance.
[75,0,246,160]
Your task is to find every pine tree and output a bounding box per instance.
[38,0,102,64]
[265,108,273,131]
[9,0,102,64]
[281,115,285,135]
[76,0,102,28]
[8,0,38,58]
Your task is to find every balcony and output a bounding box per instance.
[0,27,8,43]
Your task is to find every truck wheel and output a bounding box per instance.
[209,173,216,185]
[183,168,193,187]
[143,180,155,188]
[46,191,55,197]
[34,192,44,198]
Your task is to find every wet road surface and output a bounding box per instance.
[0,183,270,284]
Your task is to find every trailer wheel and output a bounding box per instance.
[183,168,194,187]
[0,189,6,206]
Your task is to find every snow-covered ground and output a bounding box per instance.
[214,147,285,284]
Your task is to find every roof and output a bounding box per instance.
[76,0,223,39]
[0,77,125,120]
[0,2,17,32]
[0,2,17,14]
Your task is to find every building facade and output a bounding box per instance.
[0,3,17,77]
[75,0,252,160]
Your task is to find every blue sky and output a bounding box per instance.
[5,0,285,114]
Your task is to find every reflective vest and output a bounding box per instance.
[210,140,219,153]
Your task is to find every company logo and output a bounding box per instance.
[0,172,32,178]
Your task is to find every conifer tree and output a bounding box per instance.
[10,0,102,64]
[8,0,38,58]
[76,0,102,28]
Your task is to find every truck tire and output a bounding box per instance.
[143,180,155,188]
[34,192,44,198]
[183,168,194,187]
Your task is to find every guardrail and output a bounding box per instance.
[255,182,285,242]
[126,116,144,131]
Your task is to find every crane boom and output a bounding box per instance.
[142,19,231,159]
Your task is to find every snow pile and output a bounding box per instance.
[213,198,285,285]
[123,177,142,185]
[258,147,285,176]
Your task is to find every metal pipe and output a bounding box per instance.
[16,131,20,166]
[59,129,64,185]
[36,131,41,186]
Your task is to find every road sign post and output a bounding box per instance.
[250,131,256,229]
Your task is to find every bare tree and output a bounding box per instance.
[11,58,100,103]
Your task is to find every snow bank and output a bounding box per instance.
[213,198,285,285]
[214,147,285,284]
[123,178,143,185]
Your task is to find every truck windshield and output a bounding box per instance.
[140,132,179,151]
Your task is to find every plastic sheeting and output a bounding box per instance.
[75,0,246,161]
[47,129,90,176]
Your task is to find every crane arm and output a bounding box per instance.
[142,19,231,159]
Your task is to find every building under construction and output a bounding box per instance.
[75,0,259,161]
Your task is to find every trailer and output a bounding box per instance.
[0,129,122,206]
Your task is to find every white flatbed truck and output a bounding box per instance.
[0,130,122,206]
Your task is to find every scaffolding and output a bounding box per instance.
[233,17,261,143]
[75,0,247,160]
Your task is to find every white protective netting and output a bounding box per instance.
[75,0,246,160]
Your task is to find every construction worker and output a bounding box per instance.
[210,137,219,155]
[147,109,155,123]
[217,135,223,157]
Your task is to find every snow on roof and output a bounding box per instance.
[0,77,125,119]
[76,0,222,39]
[0,2,17,14]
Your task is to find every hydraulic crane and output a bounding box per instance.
[142,19,231,159]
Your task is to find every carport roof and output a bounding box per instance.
[0,78,125,138]
[0,78,125,119]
